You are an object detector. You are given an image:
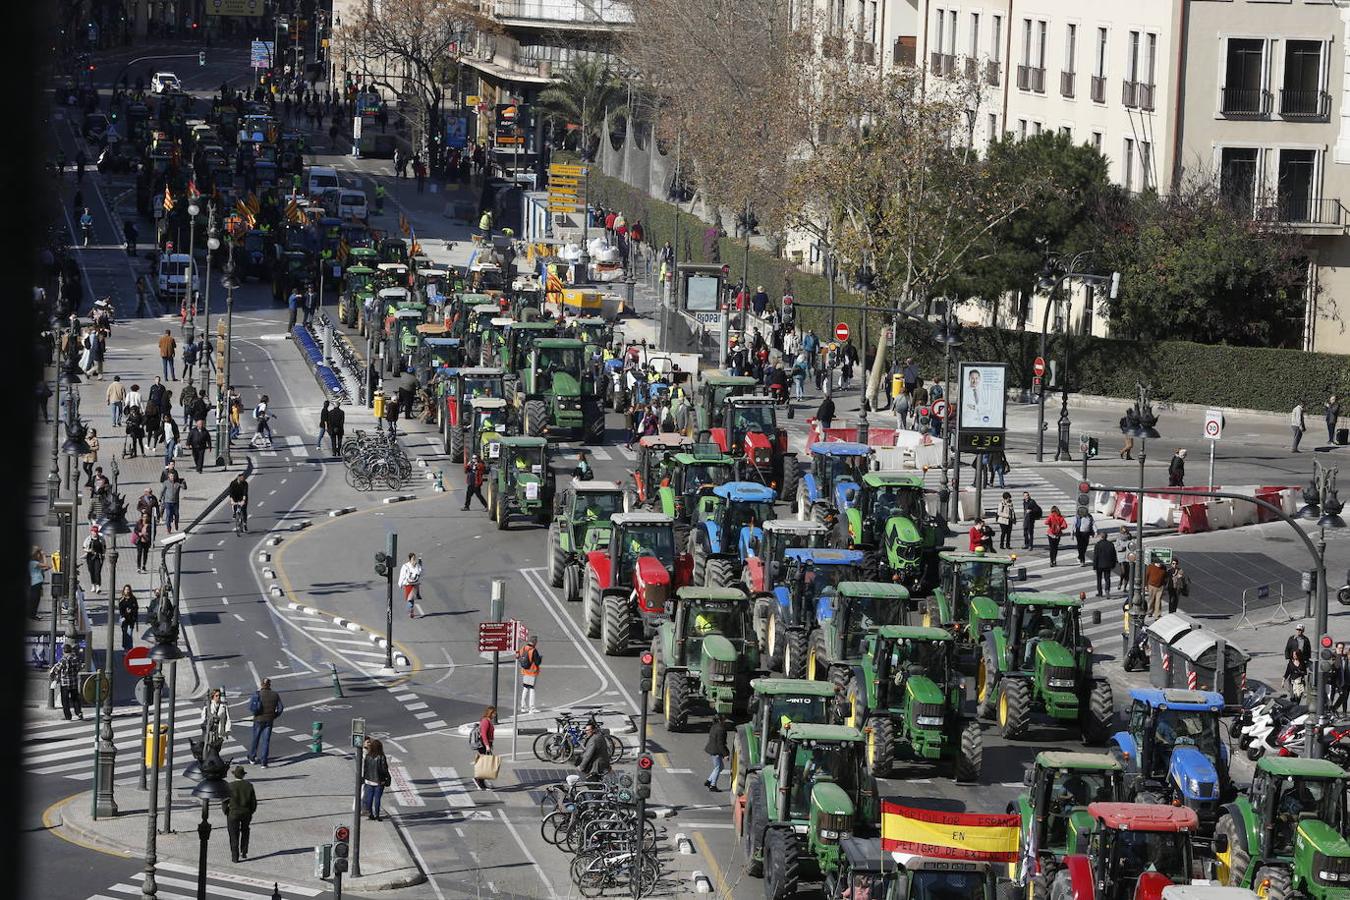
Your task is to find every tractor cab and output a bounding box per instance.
[632,433,693,506]
[548,480,627,601]
[654,586,759,729]
[711,394,799,501]
[376,262,410,291]
[608,514,679,592]
[744,519,831,595]
[830,842,1000,900]
[1110,689,1231,830]
[504,321,559,375]
[842,471,938,588]
[487,435,553,529]
[695,373,758,432]
[765,548,864,678]
[926,551,1017,638]
[477,316,515,366]
[800,442,873,520]
[378,237,409,265]
[569,316,612,353]
[1013,751,1125,886]
[811,582,911,676]
[689,481,777,587]
[517,337,601,443]
[468,397,510,462]
[415,336,462,377]
[1054,803,1198,900]
[339,265,376,327]
[442,366,507,458]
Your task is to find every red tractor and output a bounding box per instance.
[440,366,506,461]
[703,394,801,501]
[1046,803,1199,900]
[581,512,694,656]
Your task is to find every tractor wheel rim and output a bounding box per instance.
[999,691,1008,726]
[977,659,987,702]
[867,727,876,766]
[664,681,671,724]
[807,650,815,680]
[767,617,776,657]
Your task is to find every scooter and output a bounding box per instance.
[1236,693,1303,760]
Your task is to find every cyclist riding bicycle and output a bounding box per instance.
[227,473,249,533]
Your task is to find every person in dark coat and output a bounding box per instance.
[327,402,345,455]
[223,766,258,863]
[1167,449,1186,487]
[816,394,836,433]
[577,721,611,778]
[1285,624,1311,661]
[186,419,212,473]
[1021,492,1043,551]
[1092,532,1118,598]
[316,400,330,449]
[705,715,729,792]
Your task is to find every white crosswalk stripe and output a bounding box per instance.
[429,765,477,809]
[615,445,636,461]
[588,447,611,460]
[86,861,322,899]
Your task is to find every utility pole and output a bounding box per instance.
[374,533,397,674]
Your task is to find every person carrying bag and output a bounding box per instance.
[471,705,499,789]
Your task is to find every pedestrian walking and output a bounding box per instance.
[29,546,50,619]
[132,512,154,573]
[471,706,497,790]
[106,376,125,426]
[159,470,182,533]
[158,329,177,381]
[1291,401,1307,452]
[705,714,728,792]
[1044,506,1067,567]
[182,337,198,385]
[398,552,422,617]
[81,428,100,489]
[162,416,180,465]
[361,738,392,820]
[576,719,612,778]
[1144,553,1167,618]
[1165,558,1188,614]
[186,419,211,473]
[327,402,345,456]
[247,677,284,767]
[1328,394,1342,444]
[1331,643,1349,713]
[995,493,1016,550]
[118,585,138,649]
[517,636,542,713]
[1285,624,1311,661]
[462,454,488,510]
[816,393,835,435]
[49,642,84,720]
[1167,449,1186,487]
[36,380,51,423]
[1092,532,1118,597]
[1073,509,1095,566]
[82,524,106,593]
[223,767,258,863]
[1114,529,1133,592]
[1021,492,1042,550]
[201,687,232,753]
[286,288,301,334]
[124,404,144,458]
[315,400,329,449]
[990,450,1009,489]
[1285,651,1309,701]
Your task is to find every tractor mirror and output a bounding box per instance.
[1212,833,1229,854]
[1022,768,1034,786]
[765,740,780,763]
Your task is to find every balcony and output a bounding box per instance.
[1221,87,1272,117]
[852,41,875,66]
[1280,88,1331,119]
[985,59,1000,86]
[1060,70,1075,98]
[1017,64,1045,93]
[965,56,978,81]
[1090,75,1106,103]
[1254,195,1348,232]
[930,52,955,77]
[1122,80,1155,111]
[491,0,633,28]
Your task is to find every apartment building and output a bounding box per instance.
[1178,0,1350,353]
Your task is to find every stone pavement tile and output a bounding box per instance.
[54,750,424,891]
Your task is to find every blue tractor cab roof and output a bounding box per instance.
[1128,688,1225,711]
[784,547,865,566]
[810,441,871,457]
[605,358,624,371]
[713,482,778,503]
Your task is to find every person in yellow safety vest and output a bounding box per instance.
[478,210,492,235]
[693,611,721,636]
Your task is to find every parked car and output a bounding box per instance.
[150,72,181,94]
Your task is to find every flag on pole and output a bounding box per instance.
[545,271,564,295]
[337,238,350,263]
[880,802,1020,862]
[399,213,410,237]
[188,179,200,200]
[163,185,175,212]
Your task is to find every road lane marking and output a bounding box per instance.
[428,766,476,808]
[692,830,734,896]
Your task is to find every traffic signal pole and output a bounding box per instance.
[634,653,654,899]
[377,533,396,672]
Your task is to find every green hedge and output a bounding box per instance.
[589,170,1349,413]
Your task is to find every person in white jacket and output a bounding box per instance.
[398,553,423,618]
[201,687,232,752]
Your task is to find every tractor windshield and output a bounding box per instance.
[688,604,747,641]
[577,492,624,522]
[886,638,949,686]
[1152,709,1220,762]
[952,562,1010,613]
[1271,776,1345,855]
[842,596,908,660]
[908,869,988,900]
[795,564,859,606]
[680,463,726,495]
[788,746,859,820]
[723,501,775,536]
[822,453,869,486]
[729,403,776,439]
[867,486,925,524]
[537,346,582,376]
[1110,830,1189,884]
[764,696,832,741]
[463,377,505,401]
[346,272,372,294]
[1045,769,1118,848]
[508,446,546,476]
[618,526,676,572]
[1013,604,1074,660]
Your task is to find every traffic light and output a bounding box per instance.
[636,754,653,800]
[1077,482,1091,518]
[1087,437,1099,458]
[332,824,350,874]
[198,51,206,67]
[1321,634,1335,662]
[639,651,653,693]
[374,552,390,578]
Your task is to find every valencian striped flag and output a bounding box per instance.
[880,802,1020,862]
[163,185,175,212]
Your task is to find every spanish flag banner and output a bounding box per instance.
[880,802,1020,863]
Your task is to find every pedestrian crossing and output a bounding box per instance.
[86,861,322,900]
[582,445,634,462]
[24,698,300,783]
[252,434,324,460]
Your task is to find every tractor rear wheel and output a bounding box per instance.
[866,715,896,778]
[844,675,867,729]
[954,720,983,783]
[691,536,708,586]
[524,399,548,437]
[997,880,1025,900]
[601,592,633,656]
[546,523,564,587]
[783,630,809,679]
[808,630,830,681]
[1081,680,1114,746]
[582,568,603,638]
[1214,813,1250,886]
[1254,867,1292,900]
[743,775,767,877]
[764,828,801,900]
[778,456,801,503]
[664,671,691,732]
[563,564,581,603]
[765,612,785,671]
[861,549,881,582]
[584,408,605,445]
[705,558,735,589]
[999,678,1032,740]
[449,424,463,461]
[976,648,999,720]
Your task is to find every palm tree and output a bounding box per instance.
[536,58,629,159]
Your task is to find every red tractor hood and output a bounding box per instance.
[634,556,670,615]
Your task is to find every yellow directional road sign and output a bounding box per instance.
[549,164,586,177]
[547,204,582,213]
[549,176,580,187]
[549,186,579,197]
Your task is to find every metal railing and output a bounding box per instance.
[1017,64,1045,92]
[1221,87,1272,117]
[1280,88,1331,119]
[1090,75,1106,103]
[491,0,634,25]
[1254,196,1346,227]
[1122,80,1155,110]
[1060,70,1075,98]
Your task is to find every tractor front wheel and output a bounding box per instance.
[582,568,603,638]
[954,720,983,783]
[765,612,785,671]
[705,558,735,589]
[1214,814,1250,886]
[976,648,999,720]
[778,455,801,503]
[1254,867,1292,900]
[783,630,809,679]
[1081,680,1114,746]
[650,637,666,713]
[764,828,801,900]
[664,671,691,732]
[999,678,1032,740]
[495,486,509,530]
[743,776,767,877]
[691,536,708,586]
[563,563,582,602]
[546,523,564,587]
[601,591,633,656]
[486,481,499,521]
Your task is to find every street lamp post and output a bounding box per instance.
[216,256,238,468]
[1118,385,1160,653]
[48,366,63,515]
[936,305,964,525]
[140,573,183,900]
[185,202,200,343]
[201,205,219,399]
[95,529,120,818]
[191,744,231,900]
[1298,460,1343,757]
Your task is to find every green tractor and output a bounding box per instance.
[501,320,557,374]
[466,397,511,464]
[650,586,760,731]
[338,263,376,328]
[838,471,942,590]
[839,625,982,782]
[1010,751,1126,899]
[546,480,626,602]
[1213,756,1350,900]
[695,373,759,432]
[730,678,839,799]
[806,581,911,683]
[640,442,738,534]
[740,723,878,899]
[826,842,1016,900]
[514,337,605,444]
[923,550,1019,659]
[975,594,1113,744]
[485,436,554,529]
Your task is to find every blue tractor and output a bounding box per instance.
[688,481,777,589]
[1108,688,1235,833]
[796,442,872,524]
[762,547,864,679]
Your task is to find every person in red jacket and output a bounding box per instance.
[1044,505,1069,567]
[968,518,986,552]
[462,454,488,511]
[472,706,496,790]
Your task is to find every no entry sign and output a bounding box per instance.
[124,645,154,677]
[932,399,949,419]
[1032,356,1046,377]
[834,323,850,342]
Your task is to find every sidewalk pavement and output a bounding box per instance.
[26,314,247,711]
[51,750,423,893]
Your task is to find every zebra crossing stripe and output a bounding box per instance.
[389,763,426,807]
[429,765,477,809]
[588,447,611,460]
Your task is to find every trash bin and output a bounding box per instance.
[1169,629,1251,707]
[145,723,169,767]
[373,391,385,419]
[1145,613,1196,688]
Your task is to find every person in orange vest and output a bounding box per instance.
[516,636,542,714]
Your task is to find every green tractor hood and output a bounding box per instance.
[700,634,738,665]
[1298,818,1350,858]
[904,674,946,707]
[1034,640,1076,670]
[549,371,581,397]
[1034,641,1080,719]
[888,516,921,545]
[811,779,855,818]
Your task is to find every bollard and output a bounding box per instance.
[310,721,323,754]
[331,663,345,698]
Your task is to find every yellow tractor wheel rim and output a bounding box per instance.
[767,617,776,659]
[977,658,988,703]
[664,681,672,726]
[867,727,877,767]
[807,650,816,680]
[999,690,1009,727]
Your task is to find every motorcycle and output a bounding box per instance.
[1235,693,1301,760]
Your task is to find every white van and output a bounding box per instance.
[338,189,368,221]
[157,253,199,298]
[306,165,340,197]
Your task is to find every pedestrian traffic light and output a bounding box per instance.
[332,824,350,874]
[1077,482,1092,517]
[374,551,390,578]
[639,651,653,693]
[1087,437,1099,458]
[636,754,653,800]
[198,51,206,67]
